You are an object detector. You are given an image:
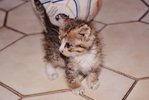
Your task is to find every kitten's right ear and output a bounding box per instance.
[56,14,70,27]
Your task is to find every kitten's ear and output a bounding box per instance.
[79,24,95,41]
[79,25,91,37]
[56,14,70,26]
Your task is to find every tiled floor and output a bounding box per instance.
[0,0,149,100]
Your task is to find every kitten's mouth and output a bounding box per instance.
[59,50,68,57]
[59,50,75,57]
[61,52,71,57]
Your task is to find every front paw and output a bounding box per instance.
[87,76,100,90]
[47,72,58,80]
[72,86,85,95]
[46,63,58,80]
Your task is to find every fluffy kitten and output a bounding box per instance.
[32,0,103,95]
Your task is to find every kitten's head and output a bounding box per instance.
[57,14,95,57]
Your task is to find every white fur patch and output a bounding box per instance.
[74,48,97,74]
[46,63,58,80]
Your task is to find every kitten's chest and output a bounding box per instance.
[73,50,97,74]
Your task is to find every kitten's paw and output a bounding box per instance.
[72,86,85,95]
[48,72,58,80]
[87,79,100,90]
[46,63,58,80]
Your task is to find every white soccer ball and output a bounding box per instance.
[40,0,101,27]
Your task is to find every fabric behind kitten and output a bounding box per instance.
[32,0,103,95]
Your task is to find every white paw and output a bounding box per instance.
[87,79,100,90]
[72,87,85,95]
[46,63,58,80]
[48,72,58,80]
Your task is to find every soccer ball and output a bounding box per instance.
[40,0,101,27]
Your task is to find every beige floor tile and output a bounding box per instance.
[0,86,19,100]
[101,22,149,78]
[92,21,105,32]
[0,0,25,11]
[23,92,85,100]
[0,27,23,50]
[82,69,134,100]
[127,79,149,100]
[7,2,43,34]
[0,10,6,27]
[0,35,68,95]
[95,0,148,24]
[144,0,149,5]
[142,12,149,23]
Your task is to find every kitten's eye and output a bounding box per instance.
[65,42,72,48]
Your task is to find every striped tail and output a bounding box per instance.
[32,0,59,32]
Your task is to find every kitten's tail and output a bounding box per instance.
[32,0,58,32]
[32,0,60,45]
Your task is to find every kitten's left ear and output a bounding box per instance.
[79,24,95,41]
[56,14,70,27]
[79,24,91,37]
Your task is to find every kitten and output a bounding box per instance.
[32,0,103,95]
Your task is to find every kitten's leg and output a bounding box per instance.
[87,67,101,90]
[65,67,85,95]
[46,63,58,80]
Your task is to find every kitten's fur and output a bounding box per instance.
[32,0,103,95]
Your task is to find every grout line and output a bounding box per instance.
[0,9,7,28]
[92,21,107,32]
[140,21,149,24]
[94,20,138,26]
[97,24,107,33]
[0,35,26,52]
[141,0,149,7]
[8,1,28,12]
[138,9,149,21]
[138,77,149,80]
[5,26,27,35]
[93,20,107,25]
[102,66,137,80]
[122,80,138,100]
[6,26,43,36]
[0,81,24,98]
[92,20,108,33]
[3,11,8,27]
[80,94,94,100]
[27,32,43,36]
[0,8,6,12]
[23,89,71,98]
[108,21,138,25]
